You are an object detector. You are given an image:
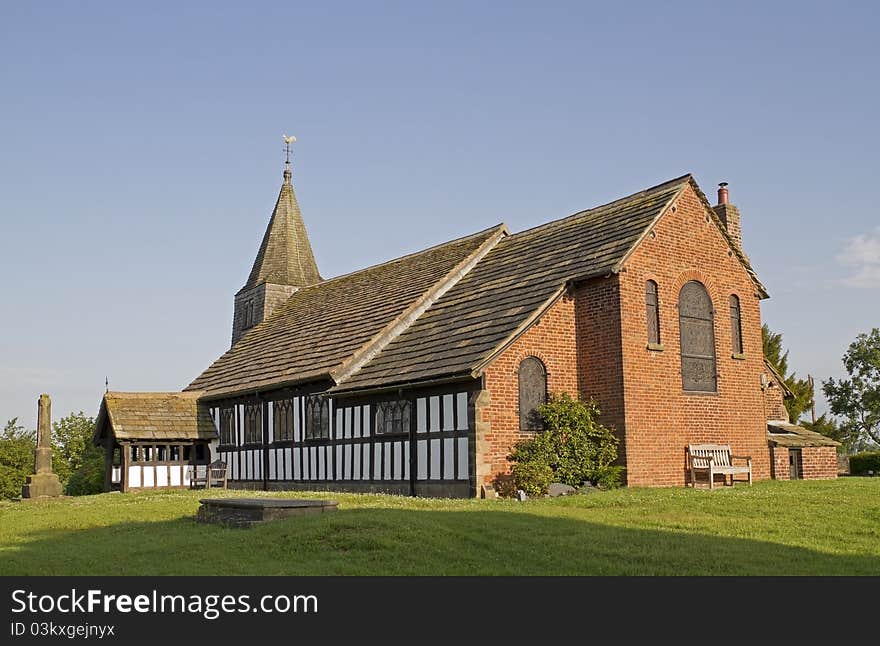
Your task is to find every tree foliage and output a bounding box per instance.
[507,393,622,496]
[0,418,35,500]
[800,414,857,452]
[823,328,880,448]
[762,324,814,423]
[52,412,103,496]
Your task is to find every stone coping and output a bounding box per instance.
[198,498,338,510]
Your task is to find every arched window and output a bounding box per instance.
[645,280,660,345]
[678,281,717,392]
[518,357,547,431]
[729,295,743,355]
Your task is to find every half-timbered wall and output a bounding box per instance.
[209,387,474,497]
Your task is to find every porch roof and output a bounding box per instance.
[767,421,840,448]
[94,391,217,445]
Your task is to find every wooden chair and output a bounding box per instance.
[687,444,752,489]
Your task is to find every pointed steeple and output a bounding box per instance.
[242,158,321,290]
[230,139,322,346]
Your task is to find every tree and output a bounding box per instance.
[762,324,814,423]
[800,413,857,452]
[0,418,35,500]
[823,328,880,448]
[51,412,96,485]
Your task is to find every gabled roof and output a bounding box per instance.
[94,392,217,444]
[187,225,507,398]
[241,165,321,292]
[334,175,691,391]
[764,358,794,398]
[768,421,840,448]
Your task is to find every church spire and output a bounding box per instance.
[231,136,322,345]
[242,135,321,290]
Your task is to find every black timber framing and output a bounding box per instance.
[204,379,481,498]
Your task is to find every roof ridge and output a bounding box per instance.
[509,173,692,239]
[331,224,509,385]
[303,223,507,289]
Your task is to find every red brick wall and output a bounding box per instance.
[800,446,838,480]
[480,293,578,488]
[574,277,626,460]
[763,373,789,422]
[617,184,771,486]
[771,446,790,480]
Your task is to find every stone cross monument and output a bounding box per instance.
[21,394,63,498]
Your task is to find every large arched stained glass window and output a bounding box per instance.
[678,281,717,392]
[518,357,547,431]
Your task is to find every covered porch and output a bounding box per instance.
[94,391,218,492]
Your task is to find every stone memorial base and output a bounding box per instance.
[22,472,63,498]
[196,498,338,528]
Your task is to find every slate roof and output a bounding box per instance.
[241,166,321,291]
[94,392,217,444]
[767,421,840,448]
[333,174,691,391]
[187,225,507,398]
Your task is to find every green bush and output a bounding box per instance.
[508,392,622,495]
[511,460,554,497]
[849,451,880,476]
[0,419,35,500]
[65,444,105,496]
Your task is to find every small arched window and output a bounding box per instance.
[678,281,717,392]
[730,295,743,355]
[518,357,547,431]
[645,280,660,345]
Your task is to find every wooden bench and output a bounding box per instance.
[188,460,228,489]
[687,444,752,489]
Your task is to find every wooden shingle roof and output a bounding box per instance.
[94,392,217,443]
[187,225,507,398]
[333,175,691,391]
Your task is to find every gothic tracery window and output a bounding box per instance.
[518,356,547,431]
[678,281,717,392]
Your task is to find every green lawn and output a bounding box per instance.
[1,479,878,575]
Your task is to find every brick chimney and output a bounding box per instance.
[713,182,742,253]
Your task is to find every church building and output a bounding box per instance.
[93,147,838,496]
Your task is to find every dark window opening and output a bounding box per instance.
[518,356,547,431]
[170,445,180,461]
[156,445,167,462]
[219,407,236,445]
[183,446,192,461]
[274,399,295,442]
[304,396,330,440]
[130,446,140,463]
[646,280,660,345]
[679,281,717,392]
[195,444,207,462]
[730,294,744,355]
[375,400,411,435]
[244,402,262,444]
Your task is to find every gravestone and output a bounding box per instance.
[197,498,338,528]
[22,394,63,498]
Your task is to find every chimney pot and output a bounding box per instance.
[717,182,729,205]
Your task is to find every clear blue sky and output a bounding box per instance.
[2,1,878,429]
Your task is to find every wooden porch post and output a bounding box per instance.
[121,441,130,493]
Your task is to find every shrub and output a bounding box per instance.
[511,460,554,497]
[0,419,35,500]
[849,451,880,476]
[508,392,622,495]
[65,443,105,496]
